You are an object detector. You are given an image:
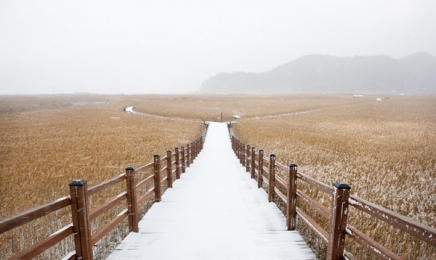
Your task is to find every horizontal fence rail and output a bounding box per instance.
[230,132,436,260]
[0,131,206,260]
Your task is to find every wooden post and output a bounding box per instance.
[239,140,242,162]
[235,139,239,159]
[233,137,236,153]
[258,150,264,188]
[125,167,139,232]
[236,139,239,159]
[245,145,250,172]
[193,140,196,159]
[327,182,351,260]
[250,147,256,179]
[268,154,276,202]
[181,146,186,173]
[69,179,93,260]
[190,143,194,164]
[186,144,191,167]
[194,139,198,159]
[175,147,181,179]
[241,143,246,167]
[167,150,173,188]
[191,140,196,160]
[287,164,298,230]
[153,155,162,202]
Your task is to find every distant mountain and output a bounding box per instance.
[201,53,436,94]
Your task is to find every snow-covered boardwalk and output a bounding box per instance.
[106,122,315,260]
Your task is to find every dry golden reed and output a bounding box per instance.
[232,94,436,259]
[0,94,203,259]
[1,93,435,259]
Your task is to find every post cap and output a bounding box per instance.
[154,154,160,158]
[125,166,135,171]
[252,147,255,150]
[289,163,298,168]
[333,182,351,189]
[69,179,87,186]
[270,154,276,157]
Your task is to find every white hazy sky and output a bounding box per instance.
[1,0,435,95]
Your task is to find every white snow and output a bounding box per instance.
[125,106,136,113]
[106,122,315,260]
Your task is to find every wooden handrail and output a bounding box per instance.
[89,192,127,221]
[274,187,287,203]
[135,161,153,172]
[346,225,401,260]
[1,133,206,260]
[137,188,155,206]
[297,189,330,220]
[230,134,436,260]
[349,195,436,247]
[275,174,287,188]
[275,161,288,171]
[296,207,329,243]
[88,174,125,196]
[0,196,71,234]
[136,175,154,190]
[9,224,74,259]
[91,210,128,245]
[297,172,333,195]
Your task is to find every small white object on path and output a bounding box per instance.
[106,122,316,260]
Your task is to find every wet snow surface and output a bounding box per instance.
[106,122,315,260]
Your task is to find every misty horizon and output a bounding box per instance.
[1,1,436,95]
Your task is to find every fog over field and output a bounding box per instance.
[1,1,436,95]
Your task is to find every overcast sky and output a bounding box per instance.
[1,1,435,95]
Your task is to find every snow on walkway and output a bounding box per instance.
[106,122,316,260]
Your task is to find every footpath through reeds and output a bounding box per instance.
[106,122,315,260]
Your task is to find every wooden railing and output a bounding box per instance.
[231,134,436,260]
[0,135,205,260]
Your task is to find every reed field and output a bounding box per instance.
[0,93,435,259]
[231,94,436,259]
[0,95,204,259]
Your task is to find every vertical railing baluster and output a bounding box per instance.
[241,143,246,167]
[246,144,250,172]
[153,155,162,202]
[239,141,243,164]
[258,150,264,188]
[167,150,173,188]
[287,164,298,230]
[327,182,351,260]
[186,144,191,167]
[268,154,276,202]
[125,167,139,232]
[69,179,93,260]
[190,142,194,164]
[181,146,186,173]
[175,147,181,179]
[251,147,256,179]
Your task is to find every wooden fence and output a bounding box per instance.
[0,135,204,260]
[231,135,436,260]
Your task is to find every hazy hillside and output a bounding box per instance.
[201,53,436,94]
